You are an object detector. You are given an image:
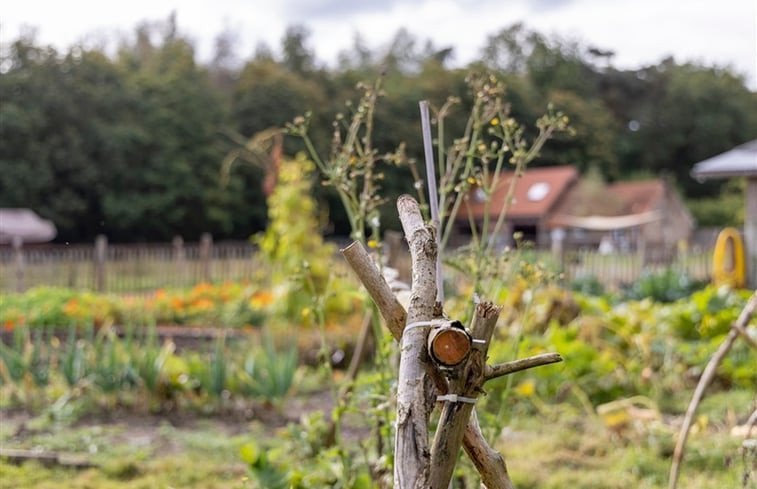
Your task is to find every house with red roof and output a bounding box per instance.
[551,178,694,260]
[457,166,694,259]
[459,166,580,248]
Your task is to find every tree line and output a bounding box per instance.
[2,18,755,243]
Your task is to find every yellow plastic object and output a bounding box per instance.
[712,227,746,288]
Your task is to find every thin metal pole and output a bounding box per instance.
[419,100,444,304]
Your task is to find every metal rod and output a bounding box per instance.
[419,100,444,304]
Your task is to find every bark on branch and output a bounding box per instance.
[462,410,516,489]
[341,241,406,341]
[430,301,502,489]
[394,194,438,489]
[485,352,563,381]
[342,196,564,489]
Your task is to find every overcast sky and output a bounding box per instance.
[3,0,756,88]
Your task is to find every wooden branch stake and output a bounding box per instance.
[430,301,502,489]
[463,410,516,489]
[341,239,448,395]
[394,194,439,488]
[669,291,757,489]
[341,241,407,341]
[342,195,564,488]
[485,352,563,381]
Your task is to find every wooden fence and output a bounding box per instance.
[0,234,260,293]
[0,235,714,294]
[561,249,713,289]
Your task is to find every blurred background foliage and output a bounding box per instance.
[2,18,756,242]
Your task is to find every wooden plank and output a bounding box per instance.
[0,448,96,469]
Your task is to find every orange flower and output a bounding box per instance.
[170,297,184,310]
[3,320,14,331]
[63,298,79,316]
[192,282,213,295]
[250,291,274,309]
[218,282,235,302]
[192,298,214,310]
[155,289,167,299]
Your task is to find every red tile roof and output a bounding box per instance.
[607,180,666,214]
[464,166,579,220]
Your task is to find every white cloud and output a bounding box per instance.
[2,0,754,87]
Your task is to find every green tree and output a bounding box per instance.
[0,36,137,241]
[104,24,252,241]
[538,89,620,178]
[281,25,316,75]
[623,60,757,197]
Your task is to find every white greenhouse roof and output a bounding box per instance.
[0,209,57,244]
[691,139,757,180]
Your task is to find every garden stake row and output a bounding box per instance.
[342,194,563,489]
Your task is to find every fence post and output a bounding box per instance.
[12,236,25,293]
[67,246,77,288]
[746,177,757,288]
[199,233,213,283]
[172,235,186,287]
[94,235,107,292]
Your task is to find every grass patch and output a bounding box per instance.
[0,414,251,489]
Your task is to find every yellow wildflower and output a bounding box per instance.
[515,379,535,397]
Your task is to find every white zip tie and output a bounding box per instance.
[402,319,449,336]
[437,394,477,404]
[401,319,450,348]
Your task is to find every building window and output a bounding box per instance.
[527,182,550,201]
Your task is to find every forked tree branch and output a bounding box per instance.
[342,239,515,488]
[342,195,563,489]
[430,301,502,489]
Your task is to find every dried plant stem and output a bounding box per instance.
[733,322,757,351]
[345,311,374,382]
[669,291,757,489]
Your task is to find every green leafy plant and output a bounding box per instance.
[61,324,88,387]
[0,324,28,384]
[237,330,298,405]
[622,267,705,303]
[133,323,172,396]
[208,333,227,399]
[28,327,51,387]
[92,328,127,394]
